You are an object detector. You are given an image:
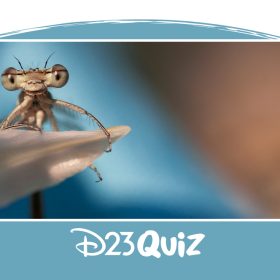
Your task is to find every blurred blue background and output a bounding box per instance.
[0,43,243,218]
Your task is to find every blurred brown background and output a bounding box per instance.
[128,42,280,216]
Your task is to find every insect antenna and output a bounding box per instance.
[44,52,55,68]
[13,56,26,73]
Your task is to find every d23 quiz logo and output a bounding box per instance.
[70,228,205,258]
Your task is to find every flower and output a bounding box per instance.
[0,126,131,206]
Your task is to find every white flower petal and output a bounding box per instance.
[0,126,131,206]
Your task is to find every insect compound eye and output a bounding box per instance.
[1,67,20,91]
[54,71,60,81]
[49,64,69,88]
[8,74,15,84]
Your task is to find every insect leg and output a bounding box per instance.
[46,99,112,152]
[89,164,103,182]
[41,101,104,180]
[35,110,45,129]
[3,123,42,132]
[0,96,33,129]
[41,106,59,131]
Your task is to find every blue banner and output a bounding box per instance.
[0,221,278,279]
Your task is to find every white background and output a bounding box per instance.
[0,0,279,36]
